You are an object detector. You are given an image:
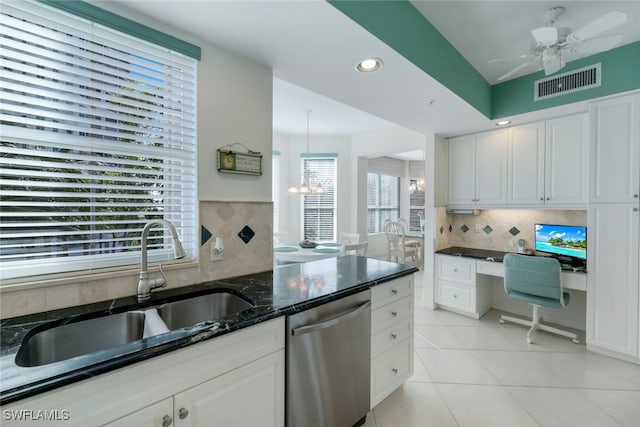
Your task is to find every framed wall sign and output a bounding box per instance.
[216,149,262,176]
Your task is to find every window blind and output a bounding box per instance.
[367,173,400,233]
[302,157,336,241]
[0,1,198,280]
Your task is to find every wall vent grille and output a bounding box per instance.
[534,63,601,101]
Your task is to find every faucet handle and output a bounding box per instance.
[153,263,168,290]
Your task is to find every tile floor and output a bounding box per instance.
[364,273,640,427]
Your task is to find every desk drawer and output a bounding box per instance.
[372,275,414,309]
[372,296,413,333]
[437,280,474,312]
[477,260,504,277]
[371,317,413,358]
[437,255,475,285]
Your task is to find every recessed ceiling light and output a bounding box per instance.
[496,120,511,126]
[356,57,383,73]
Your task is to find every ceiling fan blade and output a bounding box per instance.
[570,34,624,54]
[531,27,558,45]
[488,53,534,64]
[572,11,627,41]
[497,57,539,81]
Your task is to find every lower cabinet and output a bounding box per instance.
[436,255,491,318]
[370,274,415,408]
[3,318,285,427]
[106,351,284,427]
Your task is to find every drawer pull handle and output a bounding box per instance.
[391,333,397,339]
[634,194,639,198]
[391,289,398,295]
[453,294,458,298]
[392,368,398,374]
[391,311,398,317]
[162,415,173,427]
[179,408,189,420]
[453,268,458,272]
[540,197,544,201]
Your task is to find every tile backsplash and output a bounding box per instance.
[0,201,273,319]
[435,208,587,253]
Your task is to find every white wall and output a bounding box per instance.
[273,134,352,242]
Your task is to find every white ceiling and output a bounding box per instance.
[105,0,640,138]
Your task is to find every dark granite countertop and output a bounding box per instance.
[0,256,417,404]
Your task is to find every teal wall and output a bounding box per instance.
[492,41,640,118]
[330,1,640,121]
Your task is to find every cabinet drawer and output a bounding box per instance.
[371,296,413,334]
[437,280,474,312]
[477,260,504,277]
[371,338,412,407]
[371,317,413,358]
[438,255,476,284]
[372,275,414,309]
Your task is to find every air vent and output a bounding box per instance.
[534,63,601,101]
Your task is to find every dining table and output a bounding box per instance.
[273,242,344,265]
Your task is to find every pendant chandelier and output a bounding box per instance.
[288,110,325,195]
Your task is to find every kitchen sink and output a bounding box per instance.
[156,292,254,330]
[15,311,146,367]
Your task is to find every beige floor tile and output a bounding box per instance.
[363,410,377,427]
[408,351,432,382]
[413,307,443,325]
[471,350,569,387]
[448,325,521,350]
[529,352,639,390]
[437,383,540,427]
[373,382,457,427]
[580,389,640,427]
[498,322,586,353]
[507,387,621,427]
[414,325,465,349]
[416,348,499,385]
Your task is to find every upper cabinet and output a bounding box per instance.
[449,113,588,208]
[448,129,508,207]
[589,93,640,203]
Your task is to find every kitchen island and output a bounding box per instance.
[1,256,417,425]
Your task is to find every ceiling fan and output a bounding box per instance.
[492,6,627,81]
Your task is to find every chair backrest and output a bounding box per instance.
[384,221,405,251]
[343,241,368,256]
[397,218,409,231]
[339,232,360,245]
[503,253,563,302]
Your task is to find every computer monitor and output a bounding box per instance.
[534,223,587,265]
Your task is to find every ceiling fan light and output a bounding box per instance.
[542,49,564,75]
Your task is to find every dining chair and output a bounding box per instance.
[339,232,360,245]
[383,221,418,264]
[343,241,368,256]
[397,218,422,261]
[499,253,580,344]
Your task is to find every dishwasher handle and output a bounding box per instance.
[291,301,371,336]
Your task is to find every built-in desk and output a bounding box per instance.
[435,247,587,320]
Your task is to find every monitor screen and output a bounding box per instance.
[535,224,587,260]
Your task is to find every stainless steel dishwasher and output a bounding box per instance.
[287,290,371,427]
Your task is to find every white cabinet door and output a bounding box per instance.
[508,122,546,205]
[475,129,508,206]
[589,94,640,203]
[587,204,639,356]
[545,114,588,205]
[104,398,173,427]
[174,350,285,427]
[448,134,476,206]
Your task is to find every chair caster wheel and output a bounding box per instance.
[572,338,581,344]
[526,337,534,344]
[499,319,505,324]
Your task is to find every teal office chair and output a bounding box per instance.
[499,254,580,344]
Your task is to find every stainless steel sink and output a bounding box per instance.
[15,311,146,367]
[156,292,254,330]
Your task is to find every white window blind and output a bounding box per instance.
[367,173,400,233]
[0,1,198,280]
[302,157,336,241]
[272,152,280,236]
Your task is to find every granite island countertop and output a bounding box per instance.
[0,256,417,404]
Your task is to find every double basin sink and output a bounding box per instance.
[15,291,254,368]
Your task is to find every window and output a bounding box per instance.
[0,1,198,280]
[302,157,336,241]
[409,179,426,232]
[367,173,400,233]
